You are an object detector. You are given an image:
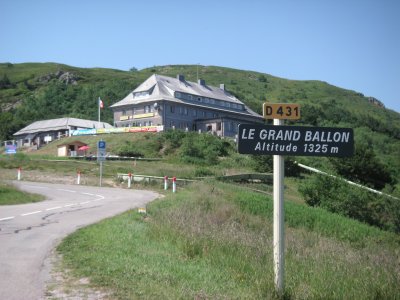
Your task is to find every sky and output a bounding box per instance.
[1,0,399,112]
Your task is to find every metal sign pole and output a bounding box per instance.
[99,161,103,187]
[273,118,285,295]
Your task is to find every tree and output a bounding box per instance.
[0,74,12,89]
[329,143,394,190]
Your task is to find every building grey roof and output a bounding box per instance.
[14,117,113,136]
[111,74,263,119]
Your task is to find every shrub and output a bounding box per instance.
[298,174,400,233]
[178,132,230,165]
[115,141,144,157]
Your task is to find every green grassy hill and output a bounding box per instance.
[1,62,399,183]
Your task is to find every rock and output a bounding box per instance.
[58,72,78,85]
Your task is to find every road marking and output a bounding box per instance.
[45,206,62,211]
[0,216,15,221]
[21,211,42,216]
[57,189,77,193]
[5,184,106,220]
[92,195,105,201]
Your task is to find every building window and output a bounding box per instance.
[217,122,222,131]
[209,98,215,104]
[175,92,181,98]
[192,109,197,117]
[170,105,175,113]
[202,111,206,117]
[184,107,188,115]
[197,97,202,102]
[144,105,150,113]
[188,95,193,100]
[122,110,126,116]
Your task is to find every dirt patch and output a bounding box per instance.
[44,250,113,300]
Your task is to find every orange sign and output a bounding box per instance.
[263,103,300,120]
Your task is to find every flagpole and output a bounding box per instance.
[98,97,100,123]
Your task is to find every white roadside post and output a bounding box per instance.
[172,177,177,193]
[273,118,285,295]
[17,167,21,181]
[164,176,169,190]
[128,172,132,189]
[77,170,81,185]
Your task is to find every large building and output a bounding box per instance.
[111,74,264,137]
[13,117,112,148]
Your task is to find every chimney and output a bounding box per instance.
[177,74,185,81]
[220,84,225,91]
[198,79,206,86]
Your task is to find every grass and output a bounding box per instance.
[58,180,400,299]
[0,182,45,205]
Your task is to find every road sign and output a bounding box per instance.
[238,124,354,157]
[98,141,106,149]
[97,140,106,162]
[5,145,17,154]
[263,103,300,120]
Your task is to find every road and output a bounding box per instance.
[0,181,159,300]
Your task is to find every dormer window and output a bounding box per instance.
[197,97,202,102]
[175,92,181,98]
[134,91,149,98]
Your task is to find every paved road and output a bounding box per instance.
[0,181,158,300]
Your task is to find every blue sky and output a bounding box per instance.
[1,0,399,112]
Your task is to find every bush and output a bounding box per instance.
[329,143,394,190]
[115,141,144,157]
[298,174,400,233]
[178,132,230,165]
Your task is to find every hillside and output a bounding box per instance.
[1,62,400,183]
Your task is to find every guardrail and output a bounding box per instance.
[117,173,196,185]
[69,156,163,161]
[217,173,273,184]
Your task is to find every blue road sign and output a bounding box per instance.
[98,141,106,149]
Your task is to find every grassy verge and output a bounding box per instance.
[58,181,400,299]
[0,182,45,205]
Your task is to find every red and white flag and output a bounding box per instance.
[99,97,104,109]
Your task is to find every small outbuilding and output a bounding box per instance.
[13,117,112,149]
[57,141,89,157]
